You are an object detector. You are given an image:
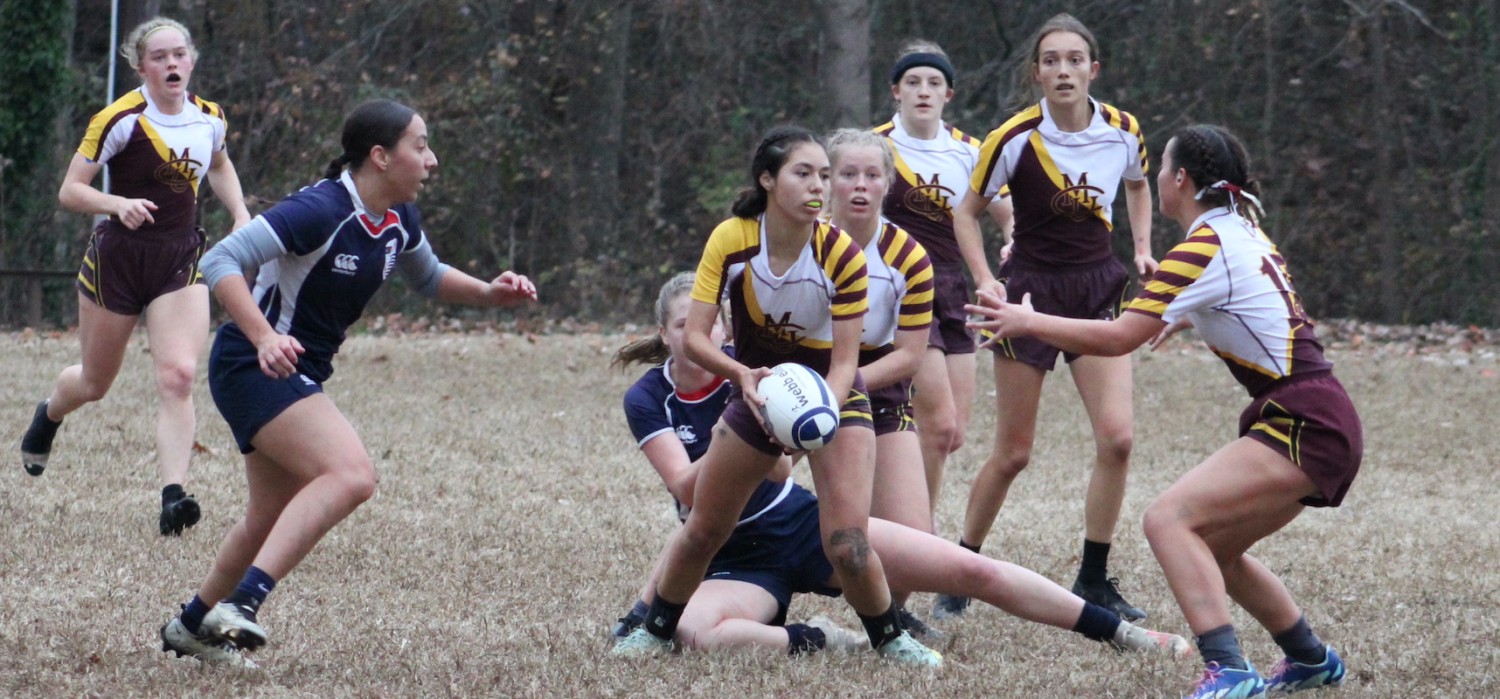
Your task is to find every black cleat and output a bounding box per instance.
[897,606,945,644]
[931,592,971,620]
[1073,576,1147,622]
[160,493,202,536]
[21,400,61,476]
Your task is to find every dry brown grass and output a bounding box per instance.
[0,330,1495,698]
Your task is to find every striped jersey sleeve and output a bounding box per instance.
[1098,101,1149,178]
[192,95,229,151]
[881,225,934,330]
[77,92,148,163]
[815,222,869,321]
[692,218,759,306]
[1127,225,1223,322]
[970,105,1043,199]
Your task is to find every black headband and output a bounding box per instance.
[890,52,956,86]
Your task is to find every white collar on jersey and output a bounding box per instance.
[1037,96,1108,143]
[889,112,951,144]
[137,86,205,127]
[340,170,372,215]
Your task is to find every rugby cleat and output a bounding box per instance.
[610,627,674,657]
[1073,576,1147,622]
[1185,661,1267,698]
[159,492,202,536]
[20,400,60,476]
[160,617,257,668]
[875,630,943,667]
[202,601,268,651]
[897,606,945,644]
[931,593,971,621]
[1265,646,1345,693]
[1111,620,1193,659]
[805,615,868,653]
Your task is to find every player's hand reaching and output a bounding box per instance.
[255,333,305,379]
[1148,318,1193,351]
[967,286,1034,349]
[487,271,537,307]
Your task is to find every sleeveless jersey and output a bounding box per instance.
[622,355,796,526]
[248,172,440,381]
[1126,207,1333,396]
[691,217,868,376]
[971,98,1147,268]
[875,114,984,266]
[76,87,228,238]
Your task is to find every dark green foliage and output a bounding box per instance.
[4,0,1498,326]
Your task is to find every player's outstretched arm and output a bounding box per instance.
[434,268,537,307]
[967,288,1164,357]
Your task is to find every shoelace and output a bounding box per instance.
[1194,663,1226,689]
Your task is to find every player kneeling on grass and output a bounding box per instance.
[159,99,536,667]
[608,273,1190,663]
[967,124,1359,698]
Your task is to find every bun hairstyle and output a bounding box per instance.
[324,99,418,181]
[612,271,698,368]
[1008,13,1100,112]
[1170,124,1265,220]
[891,39,956,87]
[730,125,824,219]
[122,17,197,72]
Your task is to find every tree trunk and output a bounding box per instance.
[1368,2,1400,322]
[111,0,163,99]
[817,0,870,128]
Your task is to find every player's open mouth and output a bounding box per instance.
[166,73,182,84]
[850,196,869,207]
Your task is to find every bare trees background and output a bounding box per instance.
[2,0,1496,326]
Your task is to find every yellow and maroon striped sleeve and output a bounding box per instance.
[970,104,1043,197]
[77,92,147,162]
[1100,102,1149,175]
[1127,226,1221,319]
[882,224,933,330]
[818,223,868,321]
[691,218,758,306]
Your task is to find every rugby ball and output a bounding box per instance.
[757,363,840,450]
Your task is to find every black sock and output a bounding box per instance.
[958,538,982,555]
[162,484,186,506]
[1079,539,1111,583]
[858,604,904,649]
[1196,624,1248,670]
[1272,615,1326,665]
[785,623,827,655]
[642,592,687,641]
[1071,601,1121,642]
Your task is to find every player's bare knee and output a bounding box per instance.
[74,375,115,404]
[1142,497,1185,547]
[825,527,873,576]
[988,448,1031,479]
[1095,429,1134,467]
[154,361,196,401]
[677,520,733,560]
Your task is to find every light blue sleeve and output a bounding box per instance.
[200,217,286,291]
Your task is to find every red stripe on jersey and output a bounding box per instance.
[676,375,727,402]
[358,209,400,237]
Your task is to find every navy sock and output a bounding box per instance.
[1079,539,1111,583]
[1272,615,1326,665]
[162,484,186,506]
[1071,601,1121,642]
[226,566,277,613]
[859,604,903,649]
[785,623,827,655]
[958,538,982,555]
[642,592,687,641]
[180,595,211,634]
[1197,624,1249,670]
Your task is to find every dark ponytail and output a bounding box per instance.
[730,125,823,219]
[1169,124,1264,220]
[323,99,417,180]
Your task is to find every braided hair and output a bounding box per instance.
[1168,125,1264,221]
[730,126,824,219]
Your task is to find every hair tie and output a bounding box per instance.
[891,52,956,86]
[1195,180,1263,220]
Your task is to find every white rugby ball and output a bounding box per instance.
[757,363,840,450]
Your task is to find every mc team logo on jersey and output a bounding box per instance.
[903,172,956,222]
[155,147,202,194]
[1052,172,1105,222]
[758,311,807,353]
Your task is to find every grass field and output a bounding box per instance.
[0,329,1495,697]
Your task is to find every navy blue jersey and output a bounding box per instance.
[623,351,792,525]
[207,172,445,382]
